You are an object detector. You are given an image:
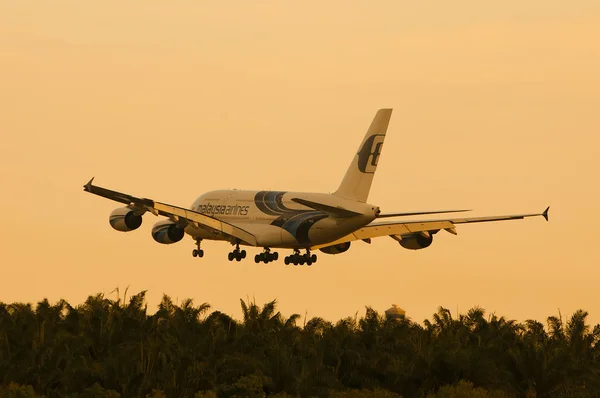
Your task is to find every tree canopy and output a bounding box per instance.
[1,291,598,397]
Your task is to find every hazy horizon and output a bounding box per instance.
[1,1,599,325]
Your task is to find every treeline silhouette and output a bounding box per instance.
[1,291,599,398]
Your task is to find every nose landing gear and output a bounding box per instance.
[284,249,317,266]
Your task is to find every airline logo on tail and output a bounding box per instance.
[357,134,385,173]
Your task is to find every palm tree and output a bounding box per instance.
[2,290,600,397]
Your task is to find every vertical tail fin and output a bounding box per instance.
[333,108,393,202]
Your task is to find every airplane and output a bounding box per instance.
[83,108,549,266]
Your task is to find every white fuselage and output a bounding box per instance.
[185,189,378,248]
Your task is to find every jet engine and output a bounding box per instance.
[152,220,185,244]
[109,207,143,232]
[398,232,433,250]
[319,242,351,255]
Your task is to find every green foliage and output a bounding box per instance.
[0,383,42,398]
[427,380,514,398]
[0,292,599,397]
[145,390,167,398]
[266,392,296,398]
[329,388,403,397]
[194,391,218,398]
[218,373,268,397]
[71,383,121,398]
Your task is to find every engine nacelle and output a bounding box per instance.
[398,233,433,250]
[109,207,143,232]
[152,220,185,244]
[319,242,351,255]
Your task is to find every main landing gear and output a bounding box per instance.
[255,248,278,264]
[228,243,247,262]
[284,249,317,266]
[192,239,204,258]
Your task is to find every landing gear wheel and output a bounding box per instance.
[303,254,312,266]
[288,250,301,266]
[256,248,278,264]
[284,256,290,265]
[286,250,317,266]
[228,241,247,262]
[193,240,204,258]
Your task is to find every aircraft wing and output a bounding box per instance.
[83,178,258,246]
[310,207,549,250]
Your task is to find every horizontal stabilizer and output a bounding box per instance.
[377,209,471,218]
[543,206,550,221]
[291,198,362,218]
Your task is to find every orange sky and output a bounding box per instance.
[1,1,599,325]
